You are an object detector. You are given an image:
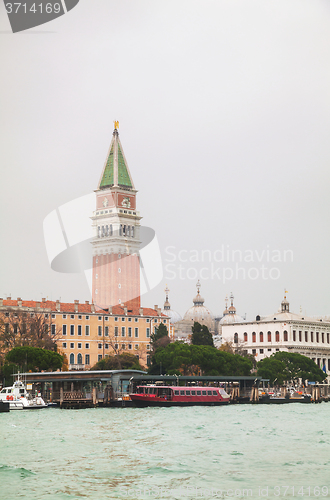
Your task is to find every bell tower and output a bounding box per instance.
[91,123,141,309]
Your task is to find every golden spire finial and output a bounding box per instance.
[114,120,119,130]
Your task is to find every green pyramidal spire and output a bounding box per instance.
[98,126,134,190]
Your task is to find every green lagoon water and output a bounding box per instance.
[0,405,329,500]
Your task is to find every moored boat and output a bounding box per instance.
[130,385,230,407]
[0,374,48,410]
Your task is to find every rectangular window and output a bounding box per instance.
[62,342,67,348]
[70,315,74,319]
[128,344,132,350]
[305,331,308,342]
[105,316,109,321]
[115,317,118,322]
[70,342,74,349]
[105,344,109,349]
[121,327,125,337]
[322,332,324,343]
[135,344,139,350]
[135,328,139,338]
[154,319,158,323]
[299,331,302,342]
[85,343,89,349]
[98,343,102,349]
[51,324,56,335]
[52,314,55,319]
[98,316,102,321]
[128,318,132,322]
[70,325,74,336]
[98,355,102,361]
[128,327,132,337]
[115,326,118,337]
[85,315,89,320]
[122,317,125,322]
[146,328,150,338]
[98,326,102,336]
[135,318,138,323]
[85,325,90,336]
[327,333,329,344]
[85,354,90,365]
[147,344,150,350]
[78,325,82,336]
[260,348,264,353]
[311,332,314,342]
[252,349,256,354]
[115,344,118,349]
[105,326,109,336]
[122,344,126,349]
[77,343,82,349]
[293,330,296,341]
[78,315,82,320]
[316,332,319,343]
[146,318,150,323]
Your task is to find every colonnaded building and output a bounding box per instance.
[0,124,171,368]
[222,294,330,378]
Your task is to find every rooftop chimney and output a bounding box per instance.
[108,306,112,314]
[91,303,95,313]
[42,297,46,302]
[0,298,3,307]
[56,300,60,312]
[85,300,89,305]
[124,306,128,315]
[139,308,143,316]
[17,297,22,307]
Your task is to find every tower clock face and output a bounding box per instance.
[122,197,131,208]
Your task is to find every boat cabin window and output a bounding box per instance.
[212,391,217,396]
[180,390,185,396]
[0,389,6,393]
[186,390,191,396]
[19,389,25,394]
[202,390,207,395]
[197,391,201,396]
[207,391,212,396]
[191,391,196,396]
[137,387,145,393]
[174,390,179,395]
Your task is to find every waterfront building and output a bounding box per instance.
[0,297,170,368]
[174,281,215,341]
[221,294,330,377]
[91,123,141,309]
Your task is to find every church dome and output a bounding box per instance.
[183,281,214,332]
[219,293,244,330]
[161,285,182,324]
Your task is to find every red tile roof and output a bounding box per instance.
[0,299,168,318]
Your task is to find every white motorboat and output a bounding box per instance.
[0,373,47,410]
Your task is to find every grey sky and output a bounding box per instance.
[1,0,330,320]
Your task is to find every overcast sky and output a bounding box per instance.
[1,0,330,320]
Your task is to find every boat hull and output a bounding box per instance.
[131,399,230,407]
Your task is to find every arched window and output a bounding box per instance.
[77,353,82,365]
[275,331,279,342]
[234,333,238,344]
[259,332,263,342]
[283,330,288,341]
[70,353,74,364]
[267,331,271,342]
[243,332,248,342]
[252,332,256,343]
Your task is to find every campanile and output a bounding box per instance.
[91,123,141,309]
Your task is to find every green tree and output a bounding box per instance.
[5,346,63,373]
[150,342,253,376]
[91,353,143,371]
[257,351,327,385]
[191,322,214,347]
[151,323,169,346]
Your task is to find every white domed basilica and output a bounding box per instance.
[174,281,215,341]
[161,285,182,324]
